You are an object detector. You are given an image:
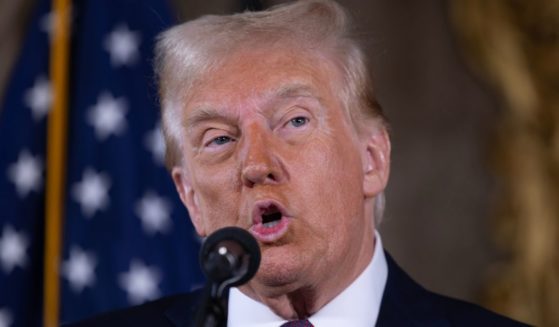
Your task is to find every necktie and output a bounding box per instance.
[280,319,314,327]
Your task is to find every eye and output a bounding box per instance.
[209,135,233,146]
[289,116,309,128]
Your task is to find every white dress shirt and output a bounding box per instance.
[227,231,388,327]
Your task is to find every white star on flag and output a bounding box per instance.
[135,191,172,235]
[0,225,28,274]
[39,6,73,38]
[104,24,141,67]
[119,260,161,304]
[144,123,166,165]
[39,11,55,35]
[62,247,97,293]
[7,150,43,198]
[23,76,52,121]
[0,308,13,327]
[72,168,111,217]
[87,92,128,140]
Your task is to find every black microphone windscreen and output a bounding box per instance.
[199,226,260,287]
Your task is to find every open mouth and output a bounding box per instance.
[250,200,290,242]
[261,205,283,228]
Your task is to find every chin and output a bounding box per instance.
[252,250,305,292]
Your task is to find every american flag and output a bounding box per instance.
[0,0,204,326]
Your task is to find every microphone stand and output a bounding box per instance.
[194,282,228,327]
[195,269,245,327]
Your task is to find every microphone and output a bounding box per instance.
[200,226,261,294]
[196,227,261,327]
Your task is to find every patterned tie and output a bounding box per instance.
[280,319,314,327]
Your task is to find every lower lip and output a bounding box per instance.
[249,216,290,243]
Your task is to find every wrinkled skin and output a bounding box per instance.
[171,47,390,319]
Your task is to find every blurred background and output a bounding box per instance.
[0,0,557,326]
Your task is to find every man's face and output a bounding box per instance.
[172,47,388,297]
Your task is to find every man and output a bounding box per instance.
[67,0,528,326]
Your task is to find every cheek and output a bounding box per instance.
[291,135,364,222]
[191,162,240,228]
[306,136,363,189]
[289,140,365,262]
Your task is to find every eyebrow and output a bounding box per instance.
[184,83,321,130]
[273,83,317,99]
[184,106,236,131]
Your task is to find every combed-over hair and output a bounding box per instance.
[154,0,387,222]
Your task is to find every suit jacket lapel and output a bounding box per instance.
[164,289,204,327]
[376,252,450,327]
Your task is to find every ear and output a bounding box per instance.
[171,166,207,237]
[361,125,391,199]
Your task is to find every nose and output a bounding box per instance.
[240,125,285,188]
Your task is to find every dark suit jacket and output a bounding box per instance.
[64,253,530,326]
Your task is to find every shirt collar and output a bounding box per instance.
[227,231,388,327]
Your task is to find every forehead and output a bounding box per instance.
[184,47,344,112]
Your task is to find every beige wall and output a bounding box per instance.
[351,0,498,301]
